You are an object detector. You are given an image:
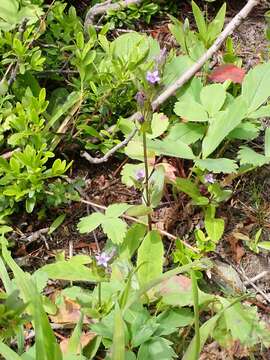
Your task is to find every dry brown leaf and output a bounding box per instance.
[227,234,245,263]
[157,162,177,182]
[60,332,96,354]
[49,295,89,325]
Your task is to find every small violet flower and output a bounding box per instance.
[146,70,160,85]
[135,169,145,181]
[134,91,146,107]
[95,252,111,268]
[204,173,215,184]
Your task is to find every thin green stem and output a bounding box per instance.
[142,131,152,231]
[191,270,200,360]
[98,282,102,309]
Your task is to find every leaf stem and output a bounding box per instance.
[142,131,152,231]
[191,270,200,360]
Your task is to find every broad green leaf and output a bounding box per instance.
[77,212,105,234]
[195,158,238,173]
[227,122,260,140]
[125,138,155,161]
[137,231,164,286]
[102,218,127,244]
[207,3,226,43]
[168,16,186,51]
[200,84,226,116]
[148,139,195,159]
[163,55,194,86]
[148,113,169,139]
[174,99,208,122]
[131,318,159,348]
[150,166,165,208]
[40,258,101,282]
[202,97,247,158]
[157,308,193,335]
[48,214,66,235]
[257,241,270,251]
[166,123,205,145]
[183,314,220,360]
[242,62,270,114]
[175,178,209,205]
[119,224,147,260]
[67,315,83,355]
[192,1,207,40]
[237,146,270,167]
[105,203,131,218]
[125,205,152,217]
[111,306,125,360]
[137,337,176,360]
[265,127,270,157]
[205,217,224,242]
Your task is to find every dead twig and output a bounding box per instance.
[84,0,142,30]
[81,127,137,164]
[19,228,49,243]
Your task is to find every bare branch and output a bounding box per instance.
[84,0,142,29]
[152,0,260,110]
[81,127,137,164]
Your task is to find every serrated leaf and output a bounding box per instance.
[166,123,205,144]
[195,158,238,173]
[227,122,259,140]
[137,337,176,360]
[77,212,105,234]
[237,146,270,167]
[174,99,208,122]
[105,203,131,218]
[148,113,169,139]
[102,218,127,244]
[200,84,226,116]
[137,231,164,287]
[242,62,270,114]
[202,96,247,158]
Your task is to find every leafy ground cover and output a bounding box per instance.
[0,0,270,359]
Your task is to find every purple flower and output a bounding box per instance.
[135,169,145,181]
[146,70,160,85]
[95,252,111,268]
[204,173,215,184]
[135,91,146,107]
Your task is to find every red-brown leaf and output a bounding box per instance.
[208,64,246,84]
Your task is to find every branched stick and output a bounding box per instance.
[152,0,260,110]
[81,127,137,164]
[84,0,142,29]
[82,0,259,164]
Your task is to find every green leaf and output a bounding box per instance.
[137,337,176,360]
[195,158,238,174]
[205,217,224,242]
[111,306,125,360]
[257,242,270,251]
[227,122,260,140]
[148,113,169,139]
[163,55,194,86]
[67,315,83,355]
[207,3,226,43]
[166,123,205,145]
[150,166,165,208]
[119,224,147,260]
[200,84,226,116]
[192,1,207,41]
[265,127,270,157]
[102,218,127,244]
[125,205,152,217]
[77,212,105,234]
[242,62,270,114]
[157,308,193,335]
[175,178,209,205]
[137,231,164,286]
[237,146,270,167]
[26,197,36,213]
[0,341,22,360]
[48,214,66,235]
[40,257,101,282]
[202,96,247,158]
[105,203,131,218]
[148,139,195,159]
[249,104,270,118]
[174,100,208,122]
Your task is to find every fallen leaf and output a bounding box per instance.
[60,332,96,354]
[227,234,245,263]
[49,295,89,325]
[208,64,246,84]
[157,162,177,182]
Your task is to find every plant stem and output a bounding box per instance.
[191,270,200,360]
[142,131,152,231]
[98,282,102,309]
